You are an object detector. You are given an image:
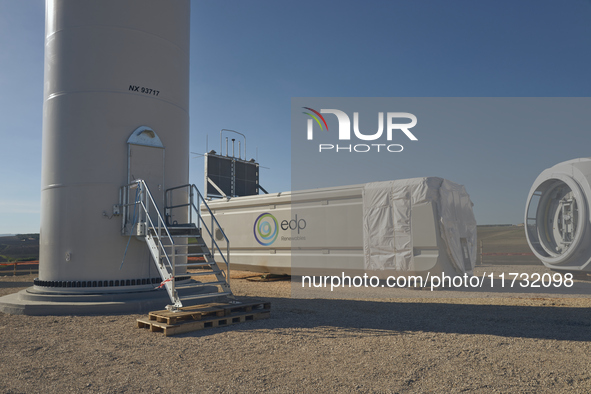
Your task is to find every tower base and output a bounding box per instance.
[0,284,220,316]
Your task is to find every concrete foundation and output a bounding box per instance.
[0,282,220,315]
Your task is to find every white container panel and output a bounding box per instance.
[203,180,472,277]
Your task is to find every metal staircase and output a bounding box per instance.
[119,180,231,311]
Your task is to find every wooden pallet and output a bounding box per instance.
[137,299,271,336]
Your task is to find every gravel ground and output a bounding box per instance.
[1,271,591,393]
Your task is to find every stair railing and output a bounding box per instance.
[119,179,179,305]
[165,184,230,286]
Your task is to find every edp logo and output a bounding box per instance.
[280,214,306,234]
[253,213,278,246]
[253,213,307,246]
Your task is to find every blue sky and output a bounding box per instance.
[1,0,591,233]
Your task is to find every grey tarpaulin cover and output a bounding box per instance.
[362,177,477,273]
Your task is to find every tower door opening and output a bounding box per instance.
[127,126,165,214]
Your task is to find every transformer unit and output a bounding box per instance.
[525,158,591,272]
[202,177,477,278]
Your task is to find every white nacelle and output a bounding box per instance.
[203,177,477,278]
[525,158,591,272]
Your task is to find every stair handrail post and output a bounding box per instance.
[171,224,176,300]
[156,182,160,238]
[164,188,169,226]
[227,238,230,286]
[189,185,194,225]
[119,185,126,234]
[197,185,202,234]
[134,181,140,229]
[136,180,143,228]
[212,214,216,259]
[144,181,149,225]
[142,181,147,227]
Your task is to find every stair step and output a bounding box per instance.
[188,271,221,277]
[161,243,207,248]
[150,226,197,230]
[161,253,210,258]
[170,232,200,237]
[176,280,226,290]
[171,235,202,239]
[179,291,233,302]
[175,262,212,268]
[150,228,200,236]
[185,265,215,270]
[175,253,210,257]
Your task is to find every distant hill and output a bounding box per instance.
[0,234,39,263]
[477,225,538,265]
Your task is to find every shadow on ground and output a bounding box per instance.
[3,273,589,342]
[184,296,591,342]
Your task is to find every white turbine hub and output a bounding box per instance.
[525,158,591,271]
